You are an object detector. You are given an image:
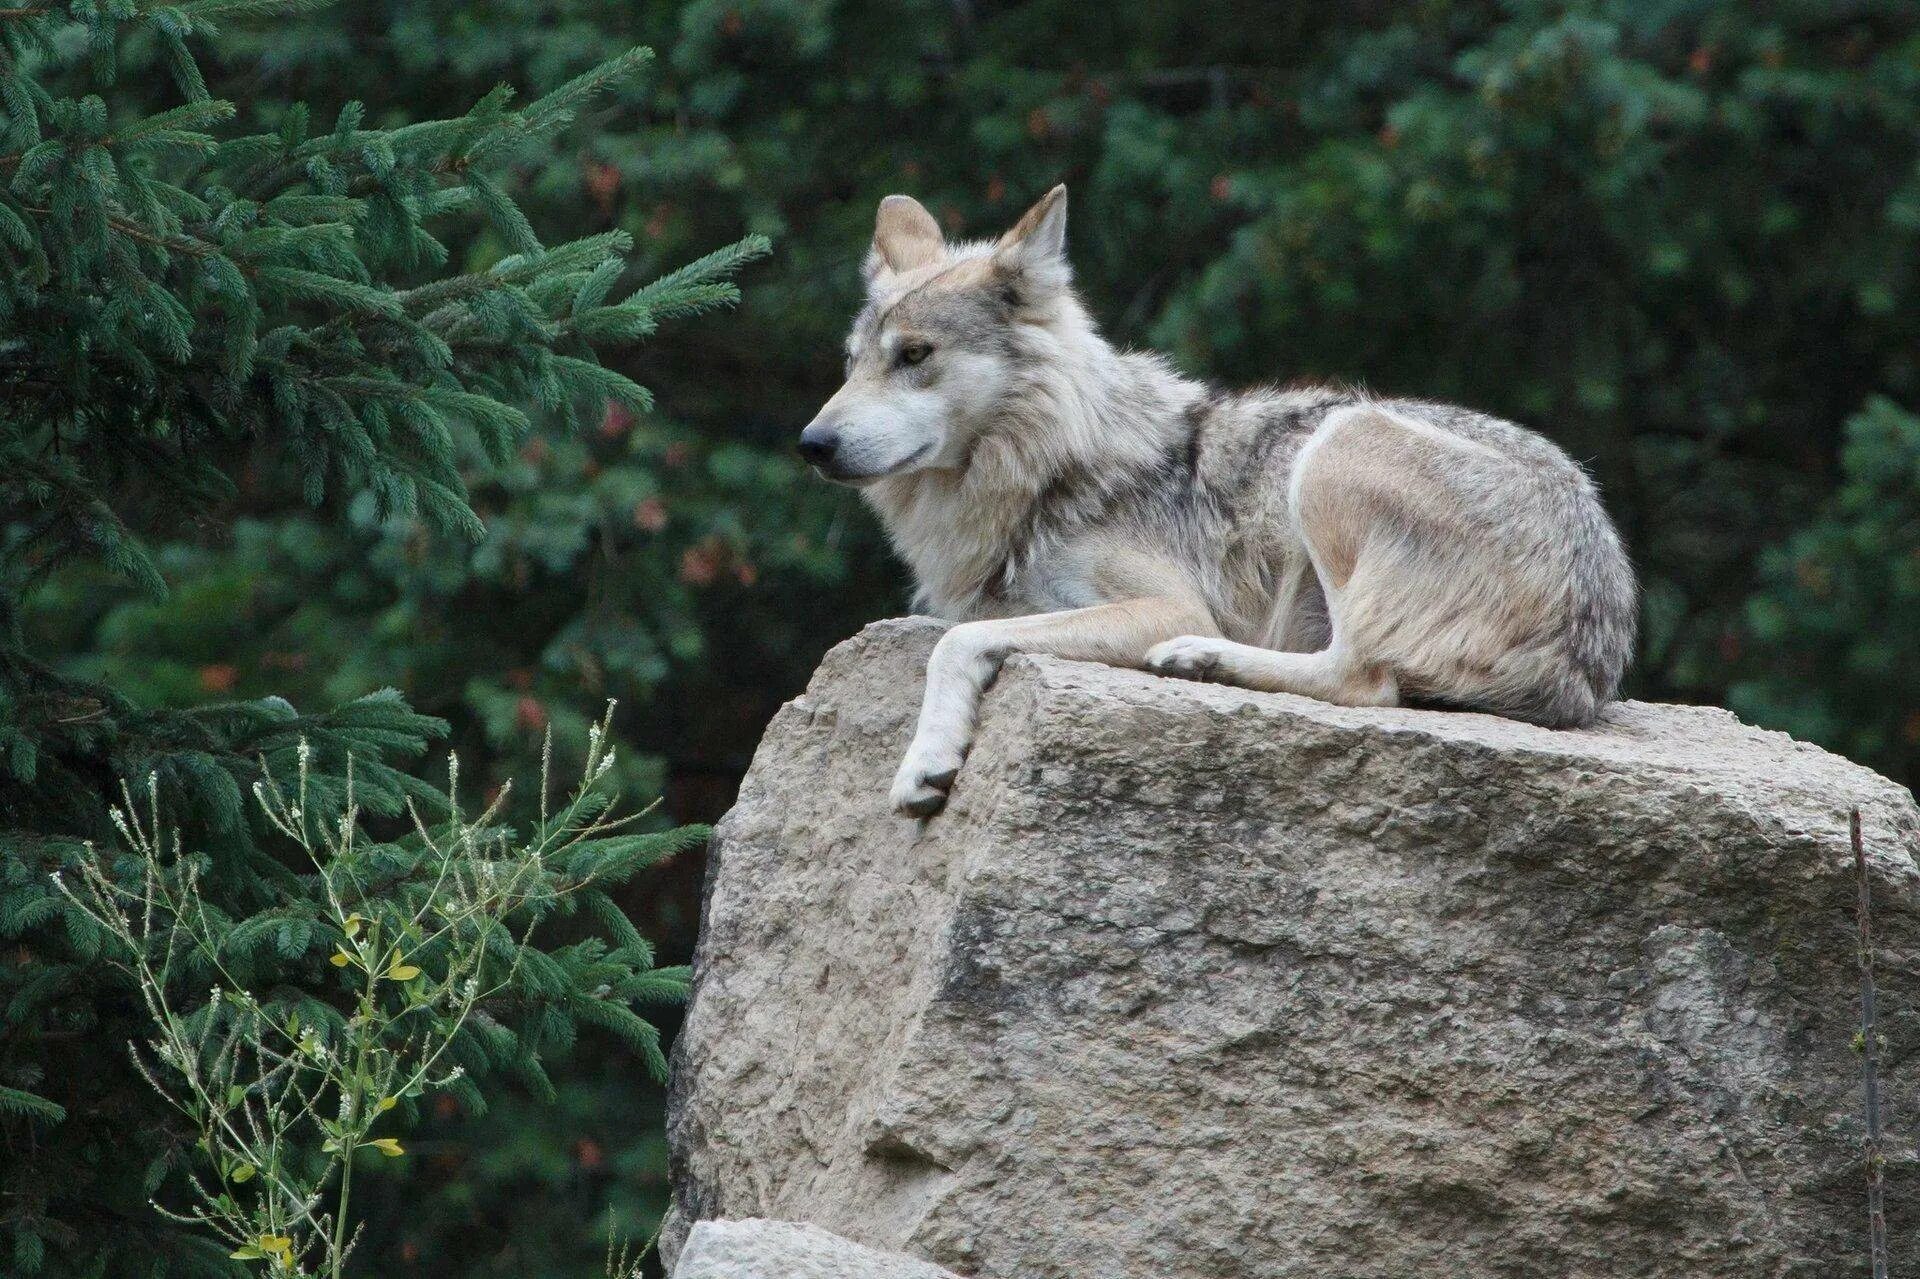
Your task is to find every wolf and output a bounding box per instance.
[799,186,1637,817]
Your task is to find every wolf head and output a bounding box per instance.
[798,185,1079,484]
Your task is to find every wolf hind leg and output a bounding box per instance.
[1149,402,1464,709]
[1144,635,1399,706]
[894,595,1216,817]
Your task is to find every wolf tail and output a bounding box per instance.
[1531,476,1637,728]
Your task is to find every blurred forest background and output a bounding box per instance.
[6,0,1920,1275]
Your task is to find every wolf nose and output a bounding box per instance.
[796,425,839,467]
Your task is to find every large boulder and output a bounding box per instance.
[664,618,1920,1278]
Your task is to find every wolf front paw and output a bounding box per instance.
[1146,635,1227,681]
[889,739,965,818]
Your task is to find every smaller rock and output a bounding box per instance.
[671,1219,965,1279]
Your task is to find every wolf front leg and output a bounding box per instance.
[891,597,1217,817]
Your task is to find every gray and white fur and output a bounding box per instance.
[799,186,1637,816]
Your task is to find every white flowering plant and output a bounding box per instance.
[53,708,698,1278]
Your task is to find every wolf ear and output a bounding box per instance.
[991,184,1070,297]
[866,195,946,281]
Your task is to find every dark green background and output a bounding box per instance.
[19,0,1920,1273]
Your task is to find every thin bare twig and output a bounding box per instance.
[1854,807,1889,1279]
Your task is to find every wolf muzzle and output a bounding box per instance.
[796,422,840,469]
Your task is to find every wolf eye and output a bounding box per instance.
[897,341,933,367]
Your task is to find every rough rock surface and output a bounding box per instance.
[672,1218,963,1279]
[665,617,1920,1278]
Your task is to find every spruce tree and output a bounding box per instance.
[0,2,762,1274]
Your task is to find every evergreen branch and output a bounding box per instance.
[253,266,402,316]
[463,47,655,165]
[111,97,236,145]
[0,1084,66,1124]
[179,0,337,17]
[13,202,218,257]
[627,233,772,304]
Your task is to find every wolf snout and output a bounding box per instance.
[796,422,841,468]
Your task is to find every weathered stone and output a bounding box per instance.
[671,1218,963,1279]
[665,617,1920,1278]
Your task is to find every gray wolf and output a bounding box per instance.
[799,186,1637,817]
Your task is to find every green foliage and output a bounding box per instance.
[55,713,692,1277]
[0,2,757,1274]
[1733,397,1920,784]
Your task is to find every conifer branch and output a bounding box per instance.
[13,201,219,256]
